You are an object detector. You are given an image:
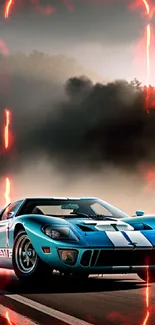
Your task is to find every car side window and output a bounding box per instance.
[1,202,18,221]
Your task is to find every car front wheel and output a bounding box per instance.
[12,230,52,282]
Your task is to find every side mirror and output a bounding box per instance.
[7,211,15,219]
[135,210,144,217]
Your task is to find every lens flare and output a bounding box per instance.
[4,177,11,206]
[4,109,10,150]
[4,0,13,19]
[5,311,13,325]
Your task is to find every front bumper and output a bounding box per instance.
[25,227,155,274]
[39,246,155,273]
[80,248,155,267]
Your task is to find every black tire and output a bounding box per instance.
[12,230,52,283]
[137,270,155,283]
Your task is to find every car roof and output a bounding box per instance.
[7,197,99,207]
[22,197,98,201]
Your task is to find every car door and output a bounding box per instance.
[0,202,20,268]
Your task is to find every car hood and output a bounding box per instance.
[67,218,133,247]
[17,214,154,248]
[66,217,154,248]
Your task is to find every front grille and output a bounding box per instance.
[96,249,155,267]
[90,250,99,266]
[80,249,155,267]
[81,250,92,266]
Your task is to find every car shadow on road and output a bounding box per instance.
[0,272,148,295]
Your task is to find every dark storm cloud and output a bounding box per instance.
[1,0,145,48]
[0,52,154,176]
[16,77,150,172]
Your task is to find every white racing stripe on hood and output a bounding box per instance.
[123,231,152,248]
[105,231,134,249]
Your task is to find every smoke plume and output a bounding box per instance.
[0,53,152,174]
[0,52,155,212]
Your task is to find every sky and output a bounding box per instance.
[0,0,154,83]
[1,1,155,210]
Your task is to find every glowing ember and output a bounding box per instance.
[4,178,11,206]
[5,311,13,325]
[4,0,13,19]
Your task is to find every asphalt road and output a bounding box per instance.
[0,271,154,325]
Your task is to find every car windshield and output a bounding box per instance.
[18,198,129,219]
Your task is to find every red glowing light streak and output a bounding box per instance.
[5,311,13,325]
[3,109,12,205]
[4,0,13,19]
[4,109,10,150]
[141,0,151,111]
[146,267,149,309]
[142,267,150,325]
[146,22,151,87]
[132,0,155,111]
[4,177,11,206]
[142,311,150,325]
[142,0,150,14]
[146,23,151,111]
[3,1,13,207]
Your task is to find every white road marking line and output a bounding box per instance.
[5,293,94,325]
[0,303,37,325]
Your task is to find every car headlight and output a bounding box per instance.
[42,225,79,242]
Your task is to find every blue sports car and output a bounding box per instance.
[0,196,155,283]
